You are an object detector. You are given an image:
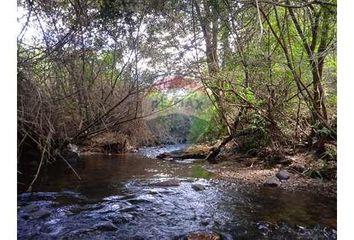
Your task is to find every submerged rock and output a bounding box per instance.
[31,209,51,219]
[150,179,180,187]
[20,204,38,213]
[256,222,271,235]
[128,198,152,204]
[276,170,290,180]
[93,221,118,231]
[191,183,206,191]
[110,213,134,224]
[264,176,281,187]
[120,205,139,212]
[176,232,221,240]
[156,153,171,159]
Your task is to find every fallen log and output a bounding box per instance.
[156,152,207,160]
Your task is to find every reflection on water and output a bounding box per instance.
[18,145,336,239]
[191,165,212,179]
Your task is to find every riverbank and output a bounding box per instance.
[209,153,337,198]
[156,144,337,199]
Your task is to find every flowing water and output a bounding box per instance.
[18,145,336,239]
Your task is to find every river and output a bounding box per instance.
[18,144,336,239]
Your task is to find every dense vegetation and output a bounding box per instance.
[18,0,336,185]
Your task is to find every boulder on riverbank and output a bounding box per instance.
[264,176,281,187]
[276,170,290,180]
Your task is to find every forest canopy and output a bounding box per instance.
[17,0,336,166]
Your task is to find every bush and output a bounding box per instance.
[187,105,225,143]
[237,113,271,154]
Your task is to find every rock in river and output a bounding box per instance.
[150,179,180,187]
[61,144,80,165]
[264,176,281,187]
[177,232,221,240]
[20,204,38,213]
[93,221,118,231]
[156,153,171,159]
[191,183,206,191]
[276,170,290,180]
[31,209,51,219]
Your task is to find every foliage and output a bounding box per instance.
[188,105,224,143]
[237,113,271,154]
[17,0,337,168]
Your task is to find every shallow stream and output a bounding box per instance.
[18,145,336,239]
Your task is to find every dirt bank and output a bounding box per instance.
[159,144,337,198]
[208,153,336,198]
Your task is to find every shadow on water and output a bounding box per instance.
[18,145,336,239]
